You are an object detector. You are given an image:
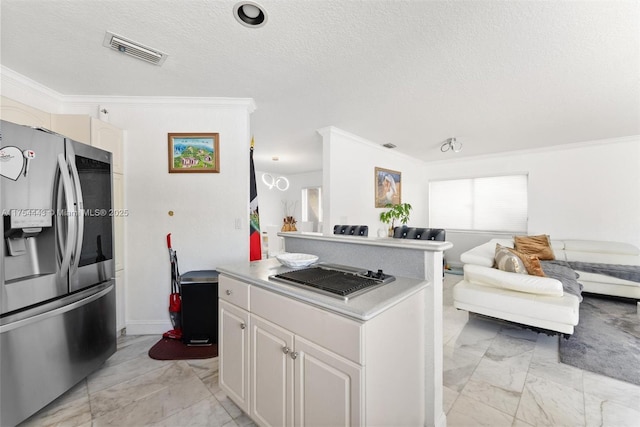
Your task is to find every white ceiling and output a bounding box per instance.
[1,1,638,174]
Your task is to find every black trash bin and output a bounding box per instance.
[180,270,219,345]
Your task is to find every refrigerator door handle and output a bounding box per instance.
[68,155,84,271]
[56,154,76,274]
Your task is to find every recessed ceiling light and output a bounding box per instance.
[233,2,267,28]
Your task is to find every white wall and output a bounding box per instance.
[256,169,323,231]
[425,137,640,265]
[2,68,253,334]
[63,99,253,334]
[320,127,427,237]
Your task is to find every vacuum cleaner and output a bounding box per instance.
[163,233,182,340]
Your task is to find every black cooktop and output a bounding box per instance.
[270,265,395,301]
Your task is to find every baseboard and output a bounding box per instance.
[125,320,171,335]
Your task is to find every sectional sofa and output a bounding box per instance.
[453,238,640,335]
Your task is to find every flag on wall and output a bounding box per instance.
[249,137,262,261]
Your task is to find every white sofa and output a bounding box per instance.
[453,238,640,335]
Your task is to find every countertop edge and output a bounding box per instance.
[278,231,453,251]
[217,260,430,321]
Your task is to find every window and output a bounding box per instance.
[429,174,527,232]
[301,187,322,231]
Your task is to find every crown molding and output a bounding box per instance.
[1,65,256,113]
[1,66,65,112]
[424,134,640,165]
[61,95,256,113]
[317,126,420,163]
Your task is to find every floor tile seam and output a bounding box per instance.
[443,384,462,417]
[87,358,179,397]
[580,376,589,427]
[519,369,588,426]
[512,344,549,427]
[582,389,640,418]
[150,392,216,426]
[88,361,199,410]
[84,378,99,424]
[457,377,522,420]
[527,358,585,395]
[446,394,516,426]
[472,364,529,398]
[89,376,210,425]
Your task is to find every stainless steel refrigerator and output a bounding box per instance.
[0,120,116,426]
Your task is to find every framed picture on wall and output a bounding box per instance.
[168,133,220,173]
[375,167,401,207]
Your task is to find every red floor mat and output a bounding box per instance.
[148,338,218,360]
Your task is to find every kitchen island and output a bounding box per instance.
[217,232,451,427]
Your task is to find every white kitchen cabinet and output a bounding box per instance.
[250,314,362,427]
[50,114,91,144]
[219,299,250,413]
[90,118,123,174]
[219,274,423,426]
[250,315,294,427]
[293,336,362,427]
[0,96,51,129]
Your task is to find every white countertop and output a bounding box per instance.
[216,258,429,321]
[279,231,453,252]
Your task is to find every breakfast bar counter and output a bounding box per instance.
[216,232,452,427]
[216,257,429,321]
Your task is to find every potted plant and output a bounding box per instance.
[379,203,412,236]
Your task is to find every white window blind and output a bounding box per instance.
[429,175,528,232]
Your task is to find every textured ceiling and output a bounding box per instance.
[1,0,638,174]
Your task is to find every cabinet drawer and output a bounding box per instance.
[219,275,250,310]
[251,286,363,364]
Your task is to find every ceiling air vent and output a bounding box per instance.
[382,143,397,149]
[102,31,168,66]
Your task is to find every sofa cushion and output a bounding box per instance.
[453,281,579,333]
[464,264,563,296]
[494,244,527,274]
[563,251,640,266]
[517,253,546,277]
[562,239,640,256]
[514,234,555,260]
[460,238,513,267]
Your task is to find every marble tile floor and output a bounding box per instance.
[442,273,640,427]
[18,335,256,427]
[19,273,640,427]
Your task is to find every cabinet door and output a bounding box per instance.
[294,336,363,427]
[0,96,51,129]
[50,114,91,144]
[250,315,294,427]
[91,118,123,174]
[219,300,250,413]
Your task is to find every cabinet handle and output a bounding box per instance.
[240,322,246,330]
[226,290,232,296]
[282,346,290,354]
[290,351,298,360]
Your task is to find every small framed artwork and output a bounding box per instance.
[375,167,402,207]
[168,133,220,173]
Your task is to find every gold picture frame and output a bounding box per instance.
[168,133,220,173]
[375,167,401,207]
